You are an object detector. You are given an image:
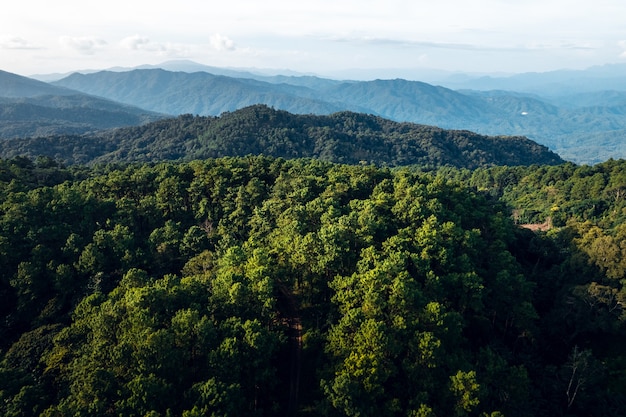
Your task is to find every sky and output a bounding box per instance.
[2,0,626,79]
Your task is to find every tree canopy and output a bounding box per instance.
[1,155,625,416]
[0,105,563,168]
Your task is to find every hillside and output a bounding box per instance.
[0,105,563,167]
[0,70,166,137]
[52,68,626,163]
[52,69,345,116]
[323,79,497,128]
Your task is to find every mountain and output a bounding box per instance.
[0,95,166,138]
[137,60,344,89]
[0,70,166,138]
[323,79,498,129]
[0,104,564,168]
[53,69,344,116]
[32,59,345,90]
[545,90,626,109]
[436,63,626,95]
[0,69,76,97]
[52,69,493,122]
[52,68,626,163]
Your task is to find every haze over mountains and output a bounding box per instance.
[0,69,164,138]
[32,60,626,95]
[2,61,626,164]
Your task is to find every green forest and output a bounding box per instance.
[0,105,562,168]
[1,155,625,416]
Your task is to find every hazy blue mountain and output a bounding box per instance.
[436,63,626,95]
[53,69,344,115]
[0,70,166,138]
[544,90,626,109]
[0,69,77,97]
[460,90,626,163]
[136,60,345,89]
[323,79,499,128]
[53,69,501,125]
[39,59,626,94]
[32,59,345,90]
[0,95,165,139]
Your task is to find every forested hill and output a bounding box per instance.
[0,105,563,168]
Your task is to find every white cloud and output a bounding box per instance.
[120,35,192,58]
[0,36,40,50]
[157,42,191,57]
[60,36,107,55]
[210,34,236,51]
[121,35,156,51]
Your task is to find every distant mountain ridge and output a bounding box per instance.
[34,60,626,93]
[0,70,166,137]
[52,69,493,122]
[440,63,626,95]
[0,69,76,97]
[51,67,626,164]
[0,105,564,168]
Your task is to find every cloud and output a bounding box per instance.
[120,35,191,57]
[60,36,106,55]
[0,36,41,50]
[362,37,482,51]
[121,35,165,52]
[327,35,499,51]
[210,33,236,51]
[328,35,600,55]
[121,35,153,50]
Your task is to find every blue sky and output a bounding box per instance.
[2,0,626,78]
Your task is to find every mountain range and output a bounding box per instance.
[2,62,626,164]
[49,65,626,163]
[32,59,626,95]
[0,69,164,138]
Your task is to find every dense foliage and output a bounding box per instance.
[1,155,625,416]
[0,105,563,168]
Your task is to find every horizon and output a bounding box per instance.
[11,58,626,86]
[2,1,626,79]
